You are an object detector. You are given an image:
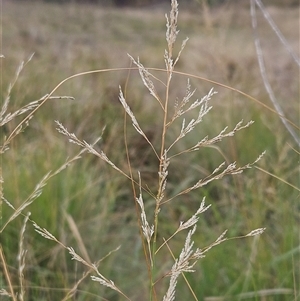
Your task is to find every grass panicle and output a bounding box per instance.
[53,1,265,299]
[1,0,298,300]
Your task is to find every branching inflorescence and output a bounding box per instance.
[0,0,266,300]
[54,0,265,299]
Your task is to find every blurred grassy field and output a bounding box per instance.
[1,1,299,300]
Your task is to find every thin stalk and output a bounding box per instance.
[0,245,17,301]
[123,97,156,301]
[151,57,174,299]
[8,67,298,148]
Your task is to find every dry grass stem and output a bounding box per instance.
[251,0,300,146]
[16,213,31,301]
[204,288,294,301]
[0,245,17,301]
[254,0,300,66]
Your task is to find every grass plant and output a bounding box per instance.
[1,0,299,300]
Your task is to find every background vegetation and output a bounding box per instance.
[10,0,300,7]
[1,0,299,300]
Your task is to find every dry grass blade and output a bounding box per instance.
[250,0,300,146]
[204,288,294,300]
[254,0,300,66]
[0,245,17,301]
[64,211,91,264]
[255,166,300,191]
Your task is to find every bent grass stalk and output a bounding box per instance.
[54,1,266,299]
[4,68,298,152]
